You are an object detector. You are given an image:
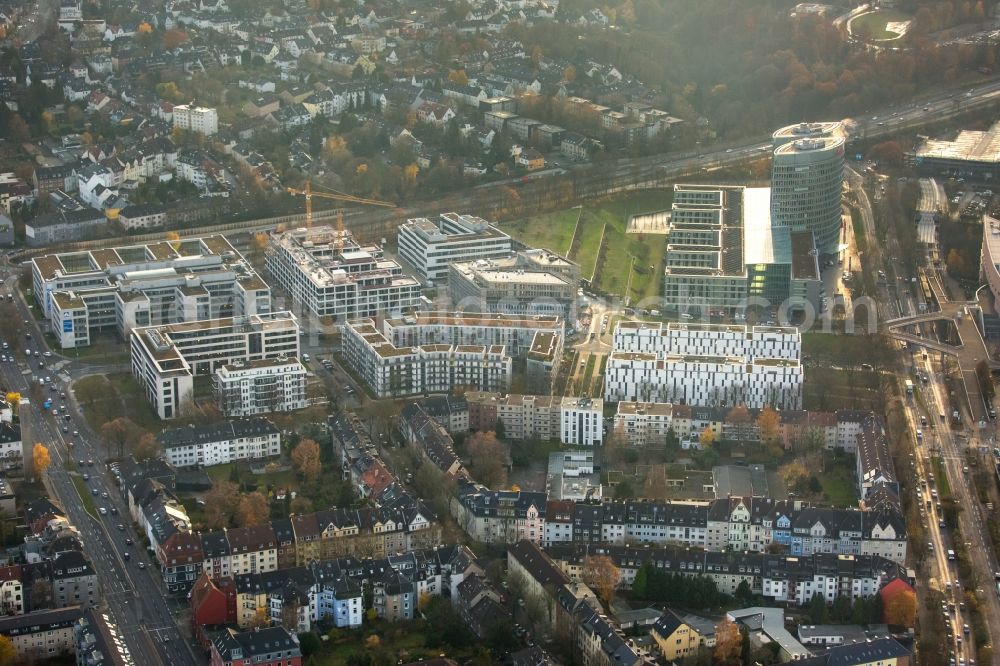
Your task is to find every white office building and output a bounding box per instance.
[213,357,308,418]
[172,104,219,136]
[343,319,512,398]
[605,321,803,409]
[130,311,300,419]
[266,226,422,323]
[559,397,604,446]
[384,311,563,356]
[397,213,512,282]
[159,418,281,468]
[32,236,270,349]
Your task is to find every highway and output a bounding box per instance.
[0,262,199,665]
[25,77,1000,260]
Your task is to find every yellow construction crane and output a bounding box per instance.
[286,181,396,253]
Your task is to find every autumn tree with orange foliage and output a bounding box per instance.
[582,555,621,605]
[466,431,507,488]
[882,587,917,627]
[713,618,743,666]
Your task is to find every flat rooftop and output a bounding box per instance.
[386,311,563,330]
[915,120,1000,163]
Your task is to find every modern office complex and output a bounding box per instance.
[213,356,308,417]
[605,321,803,409]
[658,185,822,314]
[172,104,219,135]
[384,311,563,356]
[266,226,422,323]
[909,119,1000,180]
[342,319,512,398]
[770,122,846,254]
[31,236,270,349]
[448,249,580,320]
[397,213,512,282]
[130,311,300,419]
[159,418,281,468]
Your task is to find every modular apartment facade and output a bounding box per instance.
[159,418,282,468]
[397,212,512,282]
[342,320,511,398]
[130,312,300,419]
[266,226,422,323]
[605,321,803,409]
[31,236,270,349]
[384,311,563,356]
[213,357,308,417]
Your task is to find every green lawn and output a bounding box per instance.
[573,216,604,280]
[819,461,858,508]
[850,206,867,255]
[506,189,673,297]
[502,208,579,256]
[850,9,913,40]
[71,475,98,519]
[803,366,880,411]
[580,354,597,396]
[74,373,161,434]
[933,456,951,498]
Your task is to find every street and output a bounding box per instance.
[0,260,199,666]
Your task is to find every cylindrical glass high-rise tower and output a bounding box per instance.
[770,122,846,255]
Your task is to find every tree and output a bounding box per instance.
[291,439,322,484]
[32,443,51,476]
[582,555,621,605]
[714,618,742,666]
[807,591,829,624]
[757,406,781,447]
[248,605,270,629]
[134,432,160,461]
[0,635,14,666]
[290,496,313,514]
[203,480,240,529]
[447,69,469,85]
[4,393,19,412]
[162,29,189,50]
[466,431,507,488]
[298,631,321,657]
[236,491,269,527]
[7,114,29,143]
[563,65,576,82]
[778,461,810,493]
[30,579,53,609]
[698,426,715,449]
[100,417,141,460]
[883,588,917,627]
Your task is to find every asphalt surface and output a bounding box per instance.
[1,265,200,665]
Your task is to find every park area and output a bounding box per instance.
[849,9,913,41]
[502,189,674,300]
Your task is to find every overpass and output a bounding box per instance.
[879,269,995,425]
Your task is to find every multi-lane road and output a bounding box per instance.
[0,264,198,666]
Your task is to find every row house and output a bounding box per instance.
[399,403,466,477]
[549,543,906,606]
[451,479,546,545]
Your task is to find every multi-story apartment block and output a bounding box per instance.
[397,212,512,282]
[209,626,301,666]
[50,551,98,609]
[451,480,546,545]
[265,226,421,323]
[560,397,604,446]
[384,311,564,356]
[32,236,270,349]
[0,565,23,615]
[173,104,219,135]
[159,418,281,468]
[213,357,307,417]
[0,607,81,661]
[226,525,279,577]
[342,319,512,398]
[130,311,300,419]
[550,543,904,606]
[606,321,803,409]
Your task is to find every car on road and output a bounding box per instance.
[125,537,133,545]
[138,562,146,569]
[43,351,50,357]
[101,492,108,499]
[87,459,93,466]
[123,551,130,560]
[98,507,107,515]
[117,523,125,530]
[110,506,118,515]
[91,487,98,495]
